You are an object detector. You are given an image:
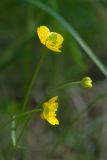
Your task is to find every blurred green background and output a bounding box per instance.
[0,0,107,159]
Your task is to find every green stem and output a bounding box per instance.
[22,52,46,111]
[50,81,80,93]
[0,108,42,131]
[16,108,41,121]
[56,81,80,89]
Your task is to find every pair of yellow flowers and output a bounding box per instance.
[37,26,63,126]
[37,26,93,126]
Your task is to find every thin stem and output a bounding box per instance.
[49,81,80,94]
[15,108,41,120]
[0,108,42,131]
[22,52,46,111]
[56,81,80,90]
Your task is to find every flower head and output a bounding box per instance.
[40,96,59,125]
[81,77,93,88]
[37,26,64,53]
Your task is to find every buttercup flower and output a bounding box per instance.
[81,77,93,88]
[37,26,64,52]
[40,96,59,125]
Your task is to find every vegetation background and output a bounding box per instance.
[0,0,107,159]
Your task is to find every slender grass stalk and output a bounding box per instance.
[12,115,33,160]
[11,116,16,147]
[22,52,46,112]
[2,108,41,159]
[25,0,107,77]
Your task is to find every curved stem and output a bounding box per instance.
[22,52,46,111]
[56,81,80,90]
[50,81,80,94]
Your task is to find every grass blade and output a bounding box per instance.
[11,116,16,147]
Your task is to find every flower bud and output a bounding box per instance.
[81,77,93,88]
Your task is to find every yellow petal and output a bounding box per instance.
[46,45,61,52]
[49,103,58,112]
[49,96,58,103]
[37,26,50,45]
[42,105,50,119]
[47,117,59,125]
[45,32,64,52]
[49,112,56,117]
[55,33,64,48]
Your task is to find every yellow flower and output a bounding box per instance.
[81,77,93,88]
[40,96,59,125]
[37,26,64,52]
